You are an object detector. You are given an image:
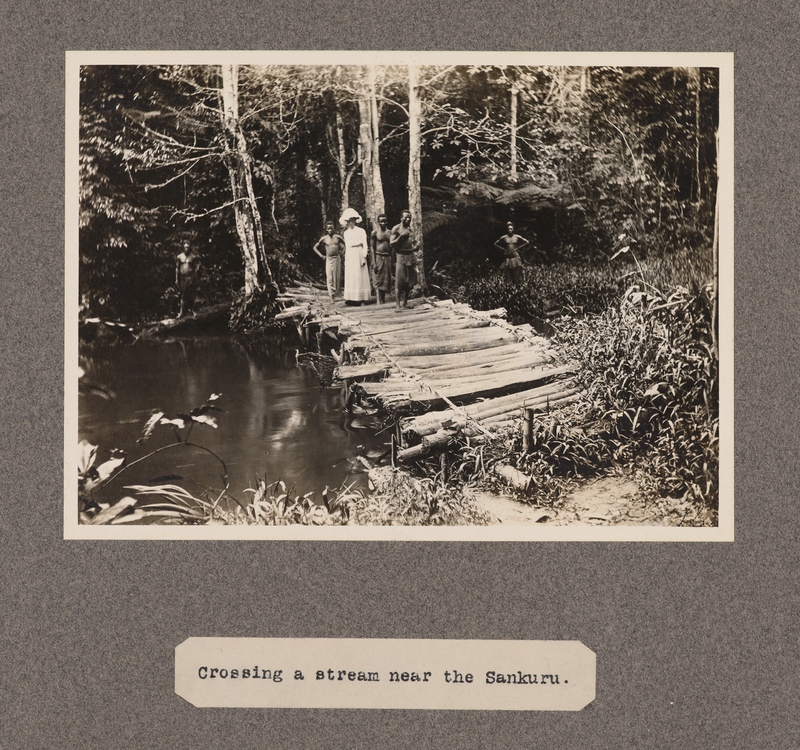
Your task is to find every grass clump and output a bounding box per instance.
[513,279,719,518]
[211,470,490,527]
[451,244,715,322]
[433,240,719,522]
[349,468,491,526]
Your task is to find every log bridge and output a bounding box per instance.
[276,284,581,464]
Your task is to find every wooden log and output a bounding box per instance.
[404,377,578,430]
[359,317,492,338]
[415,354,554,382]
[478,392,580,423]
[377,370,573,409]
[420,362,571,392]
[345,313,466,332]
[139,303,230,338]
[346,301,468,323]
[335,361,393,379]
[406,296,439,308]
[396,392,580,463]
[396,429,456,463]
[344,319,494,345]
[396,363,576,401]
[465,307,507,319]
[358,377,422,395]
[384,342,536,371]
[414,349,552,380]
[382,333,518,359]
[277,292,319,301]
[274,304,312,320]
[343,303,442,320]
[468,377,577,411]
[522,406,533,453]
[494,463,533,493]
[401,383,580,439]
[285,284,327,294]
[405,385,575,433]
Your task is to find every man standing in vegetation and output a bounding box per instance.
[493,222,530,284]
[370,213,392,305]
[175,240,201,318]
[313,221,345,302]
[390,210,415,311]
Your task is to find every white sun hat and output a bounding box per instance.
[340,207,362,225]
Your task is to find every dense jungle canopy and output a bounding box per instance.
[79,63,719,323]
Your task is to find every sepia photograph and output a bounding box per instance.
[66,51,733,540]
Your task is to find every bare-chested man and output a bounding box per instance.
[494,222,530,284]
[370,213,392,305]
[313,221,345,301]
[390,210,415,311]
[175,240,201,318]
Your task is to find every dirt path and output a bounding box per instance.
[472,475,698,526]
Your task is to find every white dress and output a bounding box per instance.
[343,226,371,302]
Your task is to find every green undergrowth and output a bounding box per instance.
[424,243,720,523]
[450,244,714,322]
[212,469,489,526]
[443,275,719,523]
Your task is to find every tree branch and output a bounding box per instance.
[419,65,458,88]
[169,197,248,221]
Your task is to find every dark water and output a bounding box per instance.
[79,336,388,508]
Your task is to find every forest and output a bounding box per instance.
[77,62,720,527]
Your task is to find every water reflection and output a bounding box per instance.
[79,336,387,507]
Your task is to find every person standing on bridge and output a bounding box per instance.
[341,208,371,305]
[370,213,392,305]
[390,209,416,312]
[313,220,345,302]
[175,239,201,318]
[494,222,530,284]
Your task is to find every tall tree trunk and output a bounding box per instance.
[408,65,426,292]
[358,97,373,221]
[367,67,386,220]
[220,64,276,295]
[689,67,702,206]
[335,104,350,211]
[510,84,519,179]
[358,66,386,229]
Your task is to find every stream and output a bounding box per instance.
[78,335,388,509]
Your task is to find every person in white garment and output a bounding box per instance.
[341,208,371,305]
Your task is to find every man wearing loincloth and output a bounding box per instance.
[370,213,392,305]
[175,240,201,318]
[494,222,530,284]
[390,210,416,311]
[313,220,345,301]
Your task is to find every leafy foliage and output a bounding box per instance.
[78,392,228,524]
[513,275,719,515]
[80,63,719,326]
[349,468,490,526]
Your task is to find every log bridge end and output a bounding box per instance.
[278,286,582,462]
